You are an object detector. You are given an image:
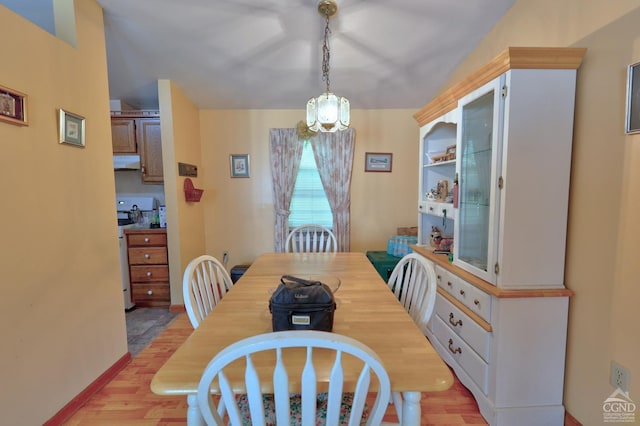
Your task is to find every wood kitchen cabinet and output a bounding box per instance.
[125,229,170,307]
[111,118,137,153]
[111,112,164,184]
[413,47,585,426]
[137,118,163,183]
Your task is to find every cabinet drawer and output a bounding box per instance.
[435,265,456,296]
[132,283,170,303]
[421,201,454,218]
[128,247,168,264]
[433,314,489,395]
[127,233,167,247]
[453,277,492,322]
[435,293,491,362]
[130,265,169,282]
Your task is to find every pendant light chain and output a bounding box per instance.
[322,10,331,93]
[305,0,350,133]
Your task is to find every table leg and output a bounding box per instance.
[401,391,421,426]
[187,394,206,426]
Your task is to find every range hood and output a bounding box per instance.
[113,155,140,170]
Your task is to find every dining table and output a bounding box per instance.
[151,252,453,425]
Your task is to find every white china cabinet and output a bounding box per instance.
[413,47,585,426]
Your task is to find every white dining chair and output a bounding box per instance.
[196,330,391,426]
[386,252,437,424]
[183,255,234,329]
[285,224,338,253]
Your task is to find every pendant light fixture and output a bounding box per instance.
[306,0,350,133]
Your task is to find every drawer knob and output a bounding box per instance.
[474,299,480,306]
[146,271,152,277]
[144,237,150,243]
[449,313,463,327]
[447,281,452,287]
[459,289,465,296]
[437,275,441,280]
[144,254,150,259]
[147,290,153,295]
[448,338,462,354]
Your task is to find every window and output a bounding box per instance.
[288,142,333,228]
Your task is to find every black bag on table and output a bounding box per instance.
[269,275,336,332]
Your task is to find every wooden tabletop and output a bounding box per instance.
[151,252,453,395]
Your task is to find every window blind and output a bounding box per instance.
[288,142,333,228]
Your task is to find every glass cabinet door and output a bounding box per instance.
[454,78,503,283]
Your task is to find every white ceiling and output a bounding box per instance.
[96,0,515,110]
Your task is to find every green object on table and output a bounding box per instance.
[366,251,402,282]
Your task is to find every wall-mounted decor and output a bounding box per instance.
[365,152,393,172]
[184,178,204,202]
[626,61,640,134]
[58,109,85,147]
[230,154,250,178]
[178,162,198,177]
[0,84,28,126]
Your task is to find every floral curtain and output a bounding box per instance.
[311,128,355,252]
[269,129,303,252]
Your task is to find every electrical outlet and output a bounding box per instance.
[611,361,630,392]
[222,251,229,264]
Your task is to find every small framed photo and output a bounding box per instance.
[59,109,85,147]
[0,84,28,126]
[230,154,250,178]
[365,152,393,172]
[626,61,640,134]
[445,144,457,160]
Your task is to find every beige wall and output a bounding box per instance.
[4,1,636,424]
[0,1,127,424]
[197,109,418,270]
[444,1,640,422]
[158,80,207,305]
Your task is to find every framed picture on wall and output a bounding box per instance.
[364,152,393,172]
[59,109,86,147]
[0,84,28,126]
[626,61,640,134]
[230,154,250,178]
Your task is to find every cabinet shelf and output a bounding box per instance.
[419,119,457,246]
[460,201,490,208]
[424,159,456,168]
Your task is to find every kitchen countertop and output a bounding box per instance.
[123,227,166,234]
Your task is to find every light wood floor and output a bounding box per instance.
[64,313,488,425]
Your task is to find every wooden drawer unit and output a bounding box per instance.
[125,229,169,307]
[132,283,171,304]
[127,232,167,246]
[129,265,169,282]
[128,247,168,265]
